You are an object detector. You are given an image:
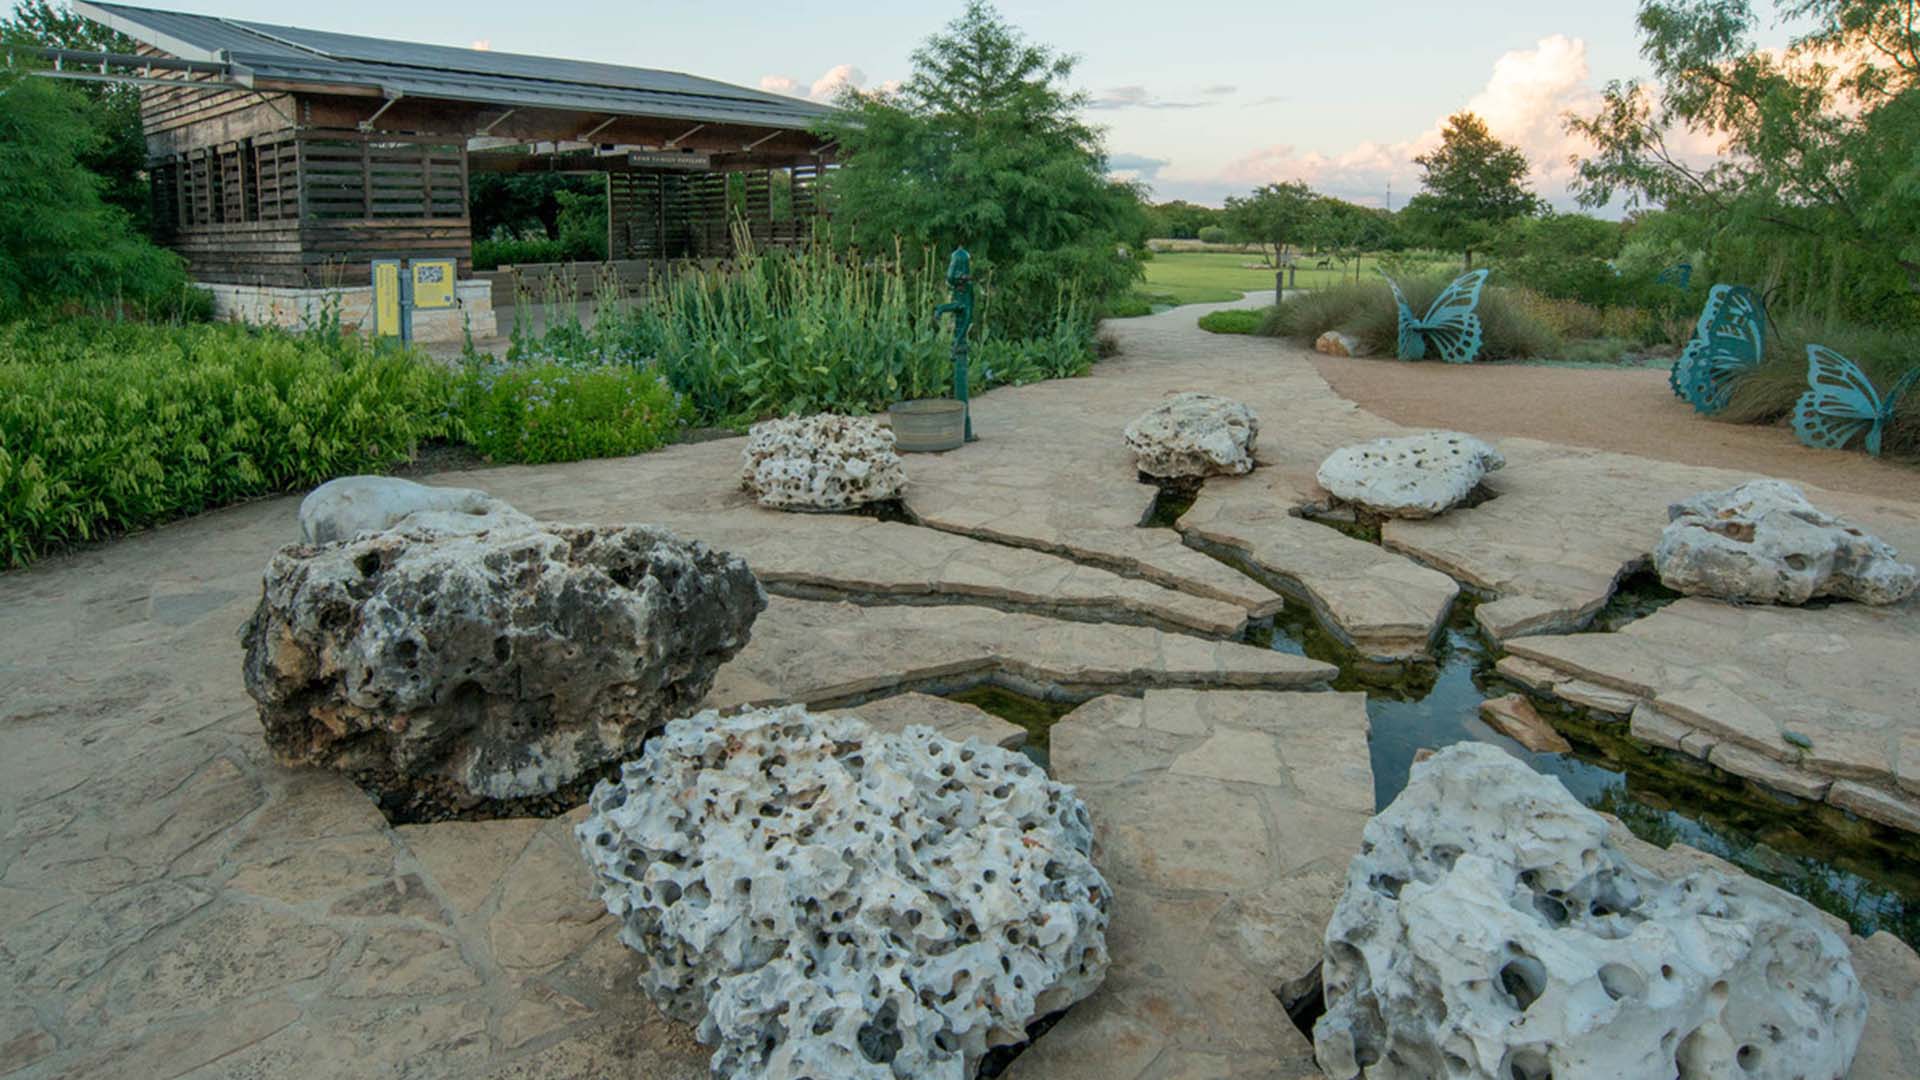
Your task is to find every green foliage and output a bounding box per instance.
[1222,180,1315,266]
[472,234,569,270]
[0,70,195,317]
[505,241,1095,426]
[1401,112,1542,264]
[554,188,610,262]
[1195,224,1229,244]
[1570,0,1920,322]
[1100,293,1156,318]
[0,321,456,567]
[1304,196,1401,270]
[456,359,685,465]
[469,173,608,251]
[1146,201,1223,239]
[1258,276,1560,361]
[1197,308,1265,335]
[817,1,1145,336]
[2,1,148,223]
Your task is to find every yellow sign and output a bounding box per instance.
[411,260,456,310]
[371,260,401,337]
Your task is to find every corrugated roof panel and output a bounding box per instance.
[76,1,833,130]
[225,17,815,107]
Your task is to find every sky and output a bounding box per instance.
[113,0,1798,209]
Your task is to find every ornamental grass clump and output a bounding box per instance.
[1258,275,1560,361]
[1714,316,1920,458]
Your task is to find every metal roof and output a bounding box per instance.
[74,1,835,131]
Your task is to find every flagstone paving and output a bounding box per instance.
[4,298,1920,1077]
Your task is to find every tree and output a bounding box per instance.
[1304,195,1396,281]
[1221,180,1316,267]
[1402,112,1540,266]
[818,1,1144,335]
[0,66,189,314]
[2,1,147,224]
[1143,199,1221,240]
[1569,0,1920,315]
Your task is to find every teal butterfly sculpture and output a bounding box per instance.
[1791,346,1920,458]
[1654,262,1692,289]
[1380,269,1489,363]
[1671,284,1765,414]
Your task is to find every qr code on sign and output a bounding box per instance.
[417,265,446,283]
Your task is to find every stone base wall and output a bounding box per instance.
[202,280,497,344]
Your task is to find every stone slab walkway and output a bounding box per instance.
[1502,596,1920,831]
[1005,689,1375,1080]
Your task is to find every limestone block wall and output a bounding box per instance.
[201,279,497,343]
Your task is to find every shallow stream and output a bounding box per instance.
[955,538,1920,946]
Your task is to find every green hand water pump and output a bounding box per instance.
[933,246,977,443]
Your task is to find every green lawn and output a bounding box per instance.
[1122,251,1394,312]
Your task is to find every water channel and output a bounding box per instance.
[953,523,1920,947]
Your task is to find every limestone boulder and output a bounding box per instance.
[297,475,529,544]
[241,516,765,808]
[577,705,1112,1080]
[1316,431,1503,519]
[1655,479,1918,605]
[1123,392,1259,479]
[1314,742,1867,1080]
[740,414,907,511]
[1316,331,1366,358]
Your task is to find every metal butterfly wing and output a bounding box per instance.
[1680,285,1765,414]
[1380,271,1423,361]
[1412,270,1490,365]
[1792,345,1891,456]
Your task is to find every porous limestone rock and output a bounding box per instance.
[577,705,1112,1080]
[297,475,529,544]
[1654,479,1918,605]
[1315,431,1503,519]
[740,414,907,511]
[1314,742,1867,1080]
[1122,392,1259,479]
[241,517,765,807]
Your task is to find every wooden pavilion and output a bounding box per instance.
[54,2,837,339]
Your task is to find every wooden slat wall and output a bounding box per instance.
[147,125,472,286]
[605,166,826,260]
[294,131,472,284]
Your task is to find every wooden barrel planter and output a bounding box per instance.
[889,399,967,453]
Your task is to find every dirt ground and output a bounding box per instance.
[1309,353,1920,503]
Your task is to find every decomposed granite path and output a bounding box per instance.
[3,298,1919,1077]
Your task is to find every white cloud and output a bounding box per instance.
[760,64,880,103]
[1189,36,1633,208]
[471,39,491,52]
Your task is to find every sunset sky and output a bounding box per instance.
[111,1,1801,208]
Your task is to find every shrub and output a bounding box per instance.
[1196,225,1229,244]
[0,72,196,318]
[0,320,456,567]
[1198,308,1265,335]
[1258,276,1560,361]
[457,358,686,465]
[1715,317,1920,457]
[1100,293,1155,319]
[473,235,567,270]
